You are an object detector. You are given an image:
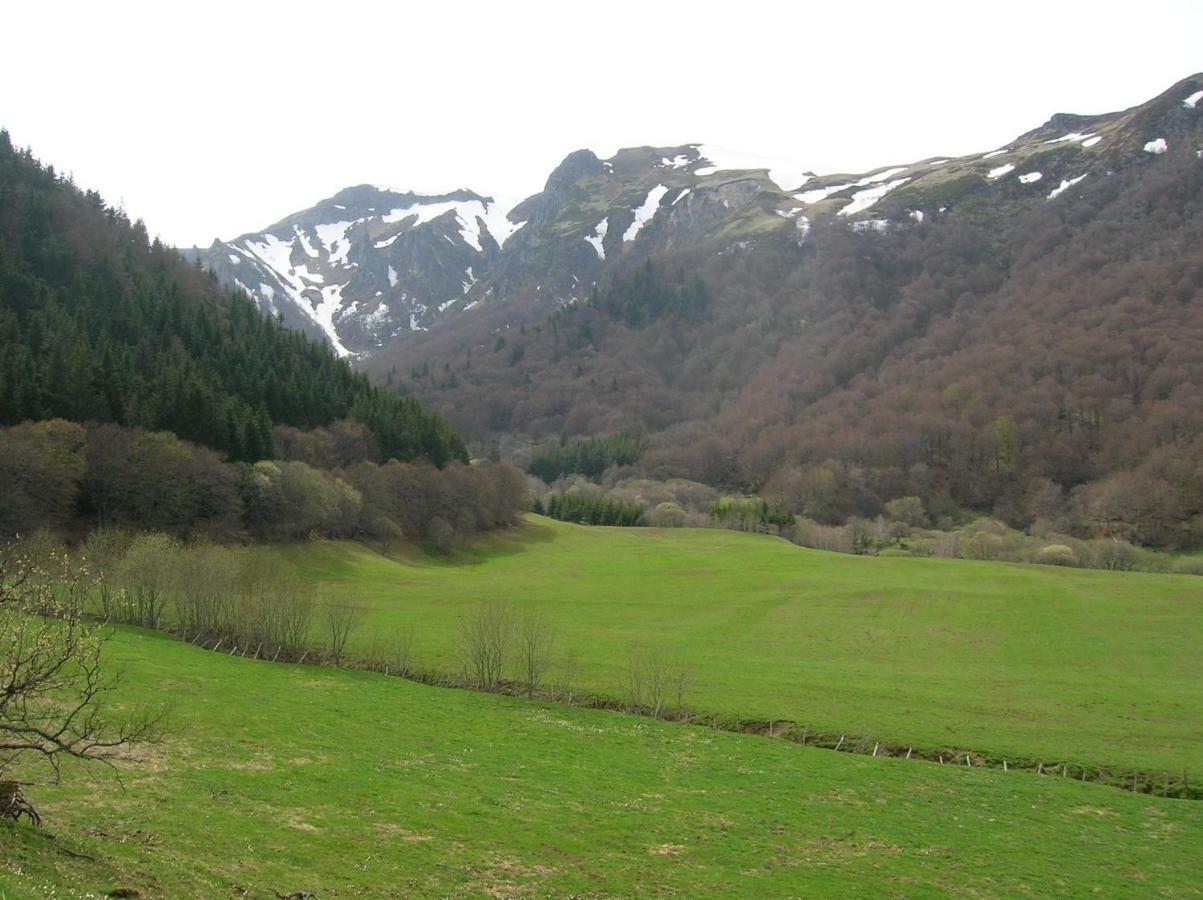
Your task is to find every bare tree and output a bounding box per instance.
[116,532,180,628]
[0,545,161,822]
[627,645,693,719]
[79,527,134,622]
[278,586,316,658]
[323,600,362,666]
[367,624,417,677]
[555,649,580,705]
[515,608,556,698]
[458,600,513,690]
[172,542,240,639]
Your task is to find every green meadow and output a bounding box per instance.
[272,516,1203,773]
[2,628,1202,898]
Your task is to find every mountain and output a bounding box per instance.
[0,131,466,466]
[354,74,1203,547]
[185,185,523,356]
[191,75,1203,547]
[188,144,819,357]
[197,78,1203,364]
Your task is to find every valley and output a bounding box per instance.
[1,17,1201,895]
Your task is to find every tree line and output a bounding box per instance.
[527,431,648,482]
[0,419,529,545]
[535,492,643,527]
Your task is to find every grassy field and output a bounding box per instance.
[270,517,1203,773]
[3,628,1203,898]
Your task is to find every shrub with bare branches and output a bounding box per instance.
[458,600,513,691]
[0,544,162,818]
[515,608,556,698]
[626,645,693,719]
[323,600,362,666]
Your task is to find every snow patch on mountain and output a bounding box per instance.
[315,284,352,356]
[294,225,319,257]
[1185,90,1203,109]
[796,183,854,204]
[623,186,669,242]
[988,164,1015,179]
[1048,173,1087,200]
[1018,171,1043,184]
[315,221,356,266]
[857,167,908,185]
[838,177,910,216]
[1046,132,1098,145]
[585,217,608,259]
[692,144,810,191]
[1143,138,1168,155]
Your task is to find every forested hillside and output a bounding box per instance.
[370,78,1203,549]
[0,131,465,466]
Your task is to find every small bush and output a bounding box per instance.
[1174,557,1203,576]
[1036,544,1080,567]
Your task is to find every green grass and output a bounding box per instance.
[271,517,1203,773]
[3,628,1203,897]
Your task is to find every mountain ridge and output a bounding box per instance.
[191,73,1203,361]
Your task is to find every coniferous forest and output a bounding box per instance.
[0,131,465,467]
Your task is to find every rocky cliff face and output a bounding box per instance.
[191,75,1203,359]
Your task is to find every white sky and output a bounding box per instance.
[3,0,1199,247]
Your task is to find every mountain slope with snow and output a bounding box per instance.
[187,185,523,356]
[193,75,1203,362]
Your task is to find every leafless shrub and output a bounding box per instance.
[555,649,580,705]
[627,645,693,719]
[458,600,513,690]
[80,527,134,621]
[115,532,181,628]
[323,600,362,666]
[515,608,556,698]
[0,544,163,799]
[172,542,241,638]
[366,624,417,676]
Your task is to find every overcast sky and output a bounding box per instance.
[3,0,1199,247]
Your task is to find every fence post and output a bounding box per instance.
[906,747,913,760]
[872,742,879,757]
[835,735,844,751]
[1003,759,1008,772]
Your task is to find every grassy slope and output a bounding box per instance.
[273,517,1203,772]
[2,629,1202,898]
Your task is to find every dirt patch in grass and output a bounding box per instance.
[372,822,433,841]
